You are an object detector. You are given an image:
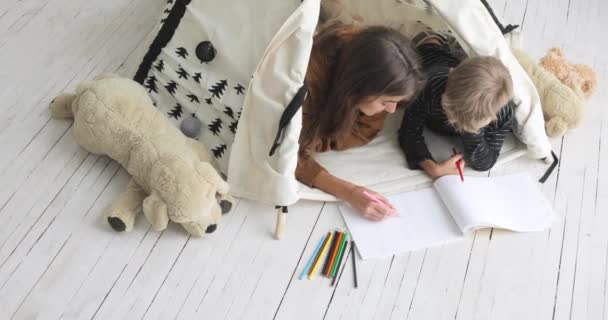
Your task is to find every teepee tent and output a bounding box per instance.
[134,0,555,233]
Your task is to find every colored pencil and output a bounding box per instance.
[351,241,358,288]
[322,230,340,276]
[326,231,344,277]
[331,231,349,278]
[332,240,350,287]
[299,233,329,280]
[452,147,464,182]
[308,232,333,279]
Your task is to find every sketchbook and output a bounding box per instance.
[339,173,555,260]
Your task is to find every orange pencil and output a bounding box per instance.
[326,231,344,277]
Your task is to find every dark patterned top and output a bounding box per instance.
[398,43,515,172]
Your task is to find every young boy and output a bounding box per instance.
[399,32,515,178]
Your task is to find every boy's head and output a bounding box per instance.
[442,56,513,133]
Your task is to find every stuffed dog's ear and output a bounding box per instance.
[195,162,229,195]
[93,73,120,80]
[49,93,77,118]
[142,192,169,231]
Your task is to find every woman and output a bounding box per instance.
[297,22,425,221]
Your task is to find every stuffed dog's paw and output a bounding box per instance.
[216,193,235,214]
[104,208,135,233]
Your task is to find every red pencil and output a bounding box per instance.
[452,147,464,182]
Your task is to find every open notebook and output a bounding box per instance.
[339,173,555,260]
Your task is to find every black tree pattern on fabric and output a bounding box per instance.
[177,66,189,79]
[234,84,245,95]
[155,60,164,72]
[208,118,223,136]
[168,103,183,119]
[193,72,202,83]
[187,94,200,103]
[161,0,173,23]
[139,0,252,175]
[164,81,178,96]
[229,121,238,134]
[145,76,158,93]
[223,106,234,119]
[209,80,228,99]
[176,47,188,59]
[212,144,227,158]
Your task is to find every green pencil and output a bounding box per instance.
[330,231,348,278]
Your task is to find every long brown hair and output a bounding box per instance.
[301,23,425,149]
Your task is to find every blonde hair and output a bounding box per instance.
[442,56,513,133]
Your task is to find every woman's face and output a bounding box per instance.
[357,95,407,116]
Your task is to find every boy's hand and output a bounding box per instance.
[345,187,396,221]
[419,155,465,179]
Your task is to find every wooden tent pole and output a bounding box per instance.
[274,206,287,240]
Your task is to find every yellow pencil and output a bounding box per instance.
[308,233,333,280]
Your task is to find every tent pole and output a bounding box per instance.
[274,206,287,239]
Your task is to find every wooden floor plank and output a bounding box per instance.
[0,0,606,319]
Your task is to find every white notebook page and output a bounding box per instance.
[434,173,554,233]
[339,187,463,260]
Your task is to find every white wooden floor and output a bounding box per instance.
[0,0,606,319]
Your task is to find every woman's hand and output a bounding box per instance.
[419,154,465,179]
[345,186,396,221]
[310,170,396,221]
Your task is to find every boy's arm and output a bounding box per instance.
[399,100,463,178]
[398,93,434,170]
[460,103,515,171]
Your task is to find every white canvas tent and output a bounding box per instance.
[134,0,554,236]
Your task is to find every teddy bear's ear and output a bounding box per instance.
[195,162,230,195]
[548,47,563,58]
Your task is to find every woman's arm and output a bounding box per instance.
[314,170,395,221]
[296,151,394,221]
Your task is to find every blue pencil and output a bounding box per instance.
[299,232,329,280]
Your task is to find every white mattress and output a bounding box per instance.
[297,108,527,201]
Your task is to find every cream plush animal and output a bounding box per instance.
[540,47,597,99]
[49,74,233,237]
[513,48,588,137]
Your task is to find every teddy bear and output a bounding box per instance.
[49,74,234,237]
[540,47,597,99]
[512,47,596,137]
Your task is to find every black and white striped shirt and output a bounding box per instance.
[398,43,515,172]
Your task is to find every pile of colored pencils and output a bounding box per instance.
[299,230,358,287]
